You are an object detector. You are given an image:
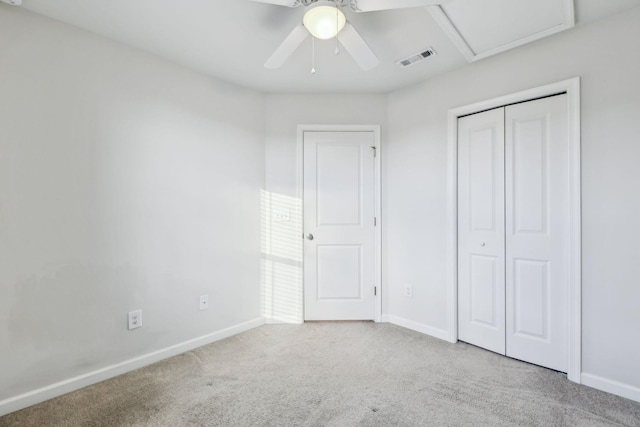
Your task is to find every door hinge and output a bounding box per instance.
[374,286,377,296]
[374,217,377,226]
[371,146,377,158]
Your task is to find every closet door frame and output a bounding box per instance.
[445,77,581,383]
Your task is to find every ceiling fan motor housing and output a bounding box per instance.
[299,0,356,10]
[303,1,348,39]
[300,0,351,5]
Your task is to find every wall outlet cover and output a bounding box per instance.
[128,310,142,330]
[404,284,413,298]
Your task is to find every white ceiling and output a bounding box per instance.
[12,0,640,93]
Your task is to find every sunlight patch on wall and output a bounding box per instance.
[260,189,303,323]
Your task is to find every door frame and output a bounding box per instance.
[445,78,582,382]
[297,124,382,322]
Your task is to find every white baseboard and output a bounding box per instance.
[581,373,640,403]
[382,315,450,342]
[265,316,303,324]
[0,317,266,417]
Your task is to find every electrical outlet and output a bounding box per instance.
[199,295,209,311]
[128,310,142,330]
[404,283,413,298]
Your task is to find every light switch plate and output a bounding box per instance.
[273,210,291,222]
[199,295,209,311]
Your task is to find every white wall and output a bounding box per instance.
[2,0,639,411]
[385,7,640,395]
[263,94,386,322]
[0,8,264,403]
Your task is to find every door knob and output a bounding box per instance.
[480,242,486,247]
[304,233,314,241]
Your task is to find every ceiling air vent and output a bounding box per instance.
[395,48,437,69]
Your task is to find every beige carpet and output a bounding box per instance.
[2,322,640,426]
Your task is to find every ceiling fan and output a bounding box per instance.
[250,0,449,71]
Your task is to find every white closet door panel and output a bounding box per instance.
[505,95,569,372]
[470,255,500,326]
[513,259,549,337]
[458,108,506,355]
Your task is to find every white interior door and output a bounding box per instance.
[505,95,569,372]
[457,108,506,355]
[303,131,376,320]
[458,94,569,372]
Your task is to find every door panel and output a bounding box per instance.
[469,129,499,231]
[470,254,499,328]
[303,131,375,320]
[317,245,362,300]
[457,108,506,355]
[505,95,569,372]
[316,144,361,226]
[512,117,548,234]
[513,258,550,339]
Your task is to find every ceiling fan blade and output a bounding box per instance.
[248,0,300,7]
[338,23,379,71]
[351,0,449,12]
[264,25,310,69]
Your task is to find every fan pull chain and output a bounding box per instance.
[311,36,316,74]
[335,5,340,55]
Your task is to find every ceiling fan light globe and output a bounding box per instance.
[303,4,346,40]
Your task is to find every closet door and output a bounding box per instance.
[504,95,569,372]
[457,108,506,355]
